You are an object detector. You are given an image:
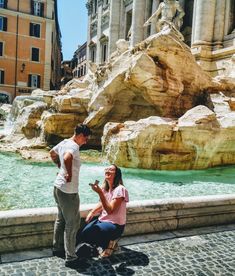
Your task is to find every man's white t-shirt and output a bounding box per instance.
[53,139,81,194]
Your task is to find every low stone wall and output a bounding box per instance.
[1,194,235,253]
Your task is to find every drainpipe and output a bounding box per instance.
[14,0,20,99]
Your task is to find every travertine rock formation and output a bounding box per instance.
[85,31,214,132]
[0,104,11,120]
[1,29,235,170]
[40,111,87,145]
[102,104,235,170]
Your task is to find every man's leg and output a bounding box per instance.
[53,187,65,252]
[56,189,80,261]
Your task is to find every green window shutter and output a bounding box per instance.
[0,42,3,56]
[0,70,5,84]
[36,24,40,37]
[30,23,33,36]
[31,0,34,15]
[3,17,7,31]
[4,0,8,9]
[37,75,41,88]
[40,3,44,17]
[28,74,32,87]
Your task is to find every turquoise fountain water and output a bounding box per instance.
[1,151,235,210]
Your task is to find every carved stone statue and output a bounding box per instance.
[144,0,185,32]
[222,54,235,79]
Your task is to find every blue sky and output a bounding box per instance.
[57,0,88,61]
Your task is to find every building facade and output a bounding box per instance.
[72,42,87,80]
[0,0,61,102]
[86,0,235,76]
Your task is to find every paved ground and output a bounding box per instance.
[0,224,235,276]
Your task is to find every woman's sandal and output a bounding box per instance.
[100,240,119,258]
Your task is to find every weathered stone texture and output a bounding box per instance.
[102,105,235,170]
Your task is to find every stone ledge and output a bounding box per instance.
[0,194,235,253]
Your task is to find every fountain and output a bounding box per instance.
[1,28,235,169]
[1,27,235,253]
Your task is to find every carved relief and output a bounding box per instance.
[98,0,103,6]
[101,14,109,27]
[90,21,98,36]
[123,0,133,7]
[86,0,92,15]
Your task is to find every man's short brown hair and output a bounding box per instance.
[74,124,92,136]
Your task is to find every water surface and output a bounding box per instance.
[1,151,235,210]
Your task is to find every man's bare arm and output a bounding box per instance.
[50,149,61,168]
[144,3,162,26]
[64,152,73,182]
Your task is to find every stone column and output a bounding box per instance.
[150,0,160,35]
[224,0,235,37]
[86,1,92,65]
[44,21,52,90]
[213,0,226,49]
[191,0,216,47]
[108,0,121,58]
[96,2,103,64]
[131,0,147,47]
[46,0,54,19]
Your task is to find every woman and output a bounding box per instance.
[78,164,129,257]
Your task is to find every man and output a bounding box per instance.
[144,0,185,32]
[50,124,92,269]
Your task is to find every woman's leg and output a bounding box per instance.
[79,220,124,249]
[92,221,124,249]
[78,219,100,245]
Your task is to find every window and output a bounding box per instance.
[0,42,3,56]
[28,74,40,88]
[0,93,9,103]
[90,47,96,62]
[30,23,40,38]
[0,16,7,31]
[102,43,107,62]
[31,47,39,61]
[0,0,7,8]
[84,64,86,75]
[31,1,44,17]
[0,70,4,84]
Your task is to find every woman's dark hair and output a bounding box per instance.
[103,164,123,191]
[74,124,92,136]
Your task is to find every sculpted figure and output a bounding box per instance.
[144,0,185,32]
[222,54,235,79]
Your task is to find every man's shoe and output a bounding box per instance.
[52,249,65,258]
[65,258,89,270]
